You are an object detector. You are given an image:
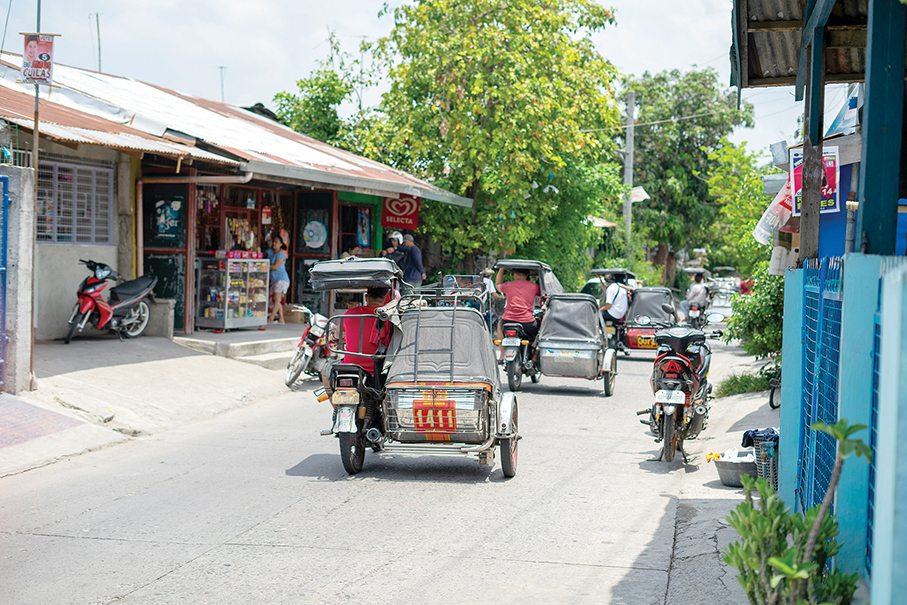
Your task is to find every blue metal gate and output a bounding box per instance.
[797,257,844,513]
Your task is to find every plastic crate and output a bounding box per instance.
[754,433,779,492]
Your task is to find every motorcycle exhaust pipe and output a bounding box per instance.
[687,404,708,438]
[365,427,384,444]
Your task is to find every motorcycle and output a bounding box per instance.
[284,304,332,387]
[687,302,705,329]
[637,323,714,463]
[65,260,158,344]
[501,319,541,391]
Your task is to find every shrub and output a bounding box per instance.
[724,263,784,359]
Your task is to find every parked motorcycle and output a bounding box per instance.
[285,304,332,387]
[637,323,714,462]
[501,319,541,391]
[65,260,157,344]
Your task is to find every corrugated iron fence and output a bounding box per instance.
[797,257,844,513]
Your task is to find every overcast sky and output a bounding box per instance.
[2,0,848,161]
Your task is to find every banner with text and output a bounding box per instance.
[21,33,55,84]
[381,195,420,230]
[790,146,840,216]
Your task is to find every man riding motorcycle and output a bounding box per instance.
[495,266,540,362]
[320,287,390,394]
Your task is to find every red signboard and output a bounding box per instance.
[381,195,420,230]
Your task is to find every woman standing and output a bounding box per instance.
[268,238,290,324]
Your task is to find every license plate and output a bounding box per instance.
[502,337,521,347]
[689,310,700,317]
[331,390,360,405]
[606,326,615,334]
[655,390,686,404]
[636,336,656,349]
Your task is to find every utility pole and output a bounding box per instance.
[218,66,226,103]
[94,13,101,72]
[623,91,635,264]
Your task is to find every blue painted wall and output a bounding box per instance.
[836,253,882,575]
[779,268,805,508]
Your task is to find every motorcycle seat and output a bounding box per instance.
[109,275,156,303]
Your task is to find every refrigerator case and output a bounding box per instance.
[196,258,270,329]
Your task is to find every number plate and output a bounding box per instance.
[331,390,360,405]
[688,310,700,317]
[606,326,616,334]
[502,337,521,347]
[655,390,686,404]
[636,336,656,349]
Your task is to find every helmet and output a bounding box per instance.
[390,231,403,245]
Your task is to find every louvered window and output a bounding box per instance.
[36,155,115,245]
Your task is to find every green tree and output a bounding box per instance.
[705,140,778,277]
[623,68,754,282]
[368,0,623,263]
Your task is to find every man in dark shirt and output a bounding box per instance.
[401,234,426,286]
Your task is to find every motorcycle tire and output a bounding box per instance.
[500,399,518,478]
[122,301,151,338]
[507,352,523,392]
[285,347,311,387]
[339,432,365,474]
[769,369,782,409]
[662,416,676,462]
[603,353,617,397]
[65,310,85,345]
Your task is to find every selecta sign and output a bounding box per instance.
[381,195,420,230]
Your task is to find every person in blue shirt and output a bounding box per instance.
[401,234,426,286]
[268,238,290,324]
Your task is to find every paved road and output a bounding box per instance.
[0,342,752,604]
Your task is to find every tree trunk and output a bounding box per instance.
[663,251,677,288]
[653,243,669,268]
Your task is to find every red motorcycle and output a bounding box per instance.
[284,304,333,386]
[65,260,158,344]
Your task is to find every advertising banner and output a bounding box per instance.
[20,33,55,84]
[790,146,840,216]
[381,195,420,230]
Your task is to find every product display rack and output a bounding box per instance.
[196,258,269,329]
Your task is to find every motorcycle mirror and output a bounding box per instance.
[706,312,725,324]
[635,315,651,325]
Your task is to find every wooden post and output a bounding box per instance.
[855,0,907,254]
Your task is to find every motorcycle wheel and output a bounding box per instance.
[285,346,311,387]
[603,353,617,396]
[769,369,782,409]
[339,432,365,474]
[500,399,518,478]
[662,415,676,462]
[65,310,85,344]
[507,352,523,392]
[122,301,151,338]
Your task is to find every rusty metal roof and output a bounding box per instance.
[732,0,872,88]
[0,52,472,207]
[0,80,237,165]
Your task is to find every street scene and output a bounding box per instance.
[1,1,906,604]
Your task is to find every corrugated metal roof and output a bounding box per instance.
[732,0,873,88]
[0,53,472,207]
[0,80,237,164]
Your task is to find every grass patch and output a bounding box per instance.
[715,371,771,398]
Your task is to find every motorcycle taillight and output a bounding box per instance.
[505,330,517,337]
[661,360,685,374]
[339,378,354,388]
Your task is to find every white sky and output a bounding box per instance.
[2,0,849,162]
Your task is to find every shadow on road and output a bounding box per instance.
[286,452,498,484]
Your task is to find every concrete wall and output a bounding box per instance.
[0,165,35,393]
[35,142,134,341]
[779,267,804,509]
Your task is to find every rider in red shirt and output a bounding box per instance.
[495,267,541,360]
[321,287,389,391]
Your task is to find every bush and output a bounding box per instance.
[724,263,784,359]
[715,371,771,397]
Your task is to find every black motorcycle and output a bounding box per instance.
[500,320,540,391]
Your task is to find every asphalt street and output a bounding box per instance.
[0,341,759,604]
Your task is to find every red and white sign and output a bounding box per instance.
[381,195,420,230]
[21,33,56,85]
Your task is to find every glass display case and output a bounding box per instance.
[196,258,269,329]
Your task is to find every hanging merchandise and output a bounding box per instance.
[262,205,272,224]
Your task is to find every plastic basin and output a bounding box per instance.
[714,459,758,487]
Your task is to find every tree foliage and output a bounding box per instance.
[705,141,778,277]
[724,263,784,359]
[368,0,624,264]
[623,69,754,258]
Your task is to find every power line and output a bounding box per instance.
[580,110,724,133]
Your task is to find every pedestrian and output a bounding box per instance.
[268,238,290,324]
[400,234,426,287]
[340,235,361,259]
[480,267,501,331]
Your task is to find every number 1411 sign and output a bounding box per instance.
[790,146,840,216]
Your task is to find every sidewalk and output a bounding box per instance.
[0,334,291,477]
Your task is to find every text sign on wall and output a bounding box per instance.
[790,146,840,216]
[20,33,55,84]
[381,195,420,230]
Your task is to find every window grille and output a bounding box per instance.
[36,155,115,245]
